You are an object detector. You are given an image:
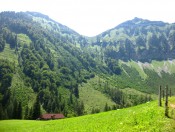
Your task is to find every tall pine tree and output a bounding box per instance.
[74,84,79,98]
[17,102,22,119]
[32,94,41,119]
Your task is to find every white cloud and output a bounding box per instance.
[0,0,175,36]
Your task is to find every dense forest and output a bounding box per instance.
[0,12,175,119]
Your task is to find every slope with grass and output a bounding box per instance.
[79,76,116,113]
[121,59,175,78]
[0,44,18,63]
[0,97,175,132]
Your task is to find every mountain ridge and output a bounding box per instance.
[117,17,168,28]
[89,16,175,62]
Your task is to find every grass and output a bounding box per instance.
[17,34,32,47]
[120,60,175,80]
[121,88,157,100]
[0,44,18,64]
[152,60,175,74]
[79,76,116,113]
[10,73,36,107]
[1,97,175,132]
[120,60,148,79]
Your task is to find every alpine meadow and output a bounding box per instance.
[0,11,175,131]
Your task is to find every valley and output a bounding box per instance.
[0,11,175,121]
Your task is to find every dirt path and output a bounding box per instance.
[170,104,175,109]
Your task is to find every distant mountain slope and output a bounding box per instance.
[85,17,175,98]
[90,17,175,62]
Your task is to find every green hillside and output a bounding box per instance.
[0,11,175,119]
[0,97,175,132]
[79,76,116,113]
[0,11,103,118]
[89,17,175,62]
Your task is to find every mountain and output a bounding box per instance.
[0,11,99,119]
[84,17,175,98]
[0,11,175,119]
[89,17,175,62]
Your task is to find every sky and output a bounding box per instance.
[0,0,175,37]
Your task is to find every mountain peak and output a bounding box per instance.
[117,17,167,28]
[132,17,143,22]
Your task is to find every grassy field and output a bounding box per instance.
[119,60,148,79]
[0,44,18,64]
[17,34,32,47]
[1,97,175,132]
[79,77,116,113]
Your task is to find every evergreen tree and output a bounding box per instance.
[80,101,84,115]
[69,92,73,104]
[63,105,68,117]
[12,99,18,119]
[0,34,5,51]
[3,109,8,119]
[24,106,29,119]
[104,103,109,111]
[32,95,41,119]
[91,108,95,114]
[17,102,22,119]
[0,104,4,119]
[75,101,84,116]
[74,84,79,98]
[112,105,117,110]
[28,107,33,120]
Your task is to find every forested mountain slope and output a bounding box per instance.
[0,11,100,119]
[84,17,175,103]
[0,12,175,119]
[89,17,175,62]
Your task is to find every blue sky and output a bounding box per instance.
[0,0,175,36]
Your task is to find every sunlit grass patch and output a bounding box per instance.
[1,97,175,132]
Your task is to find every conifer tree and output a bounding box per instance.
[17,102,22,119]
[69,92,73,104]
[24,106,29,119]
[74,84,79,98]
[32,95,41,119]
[13,99,18,119]
[28,107,33,120]
[0,104,4,119]
[104,103,109,111]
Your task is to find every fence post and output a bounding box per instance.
[165,85,169,117]
[158,85,162,106]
